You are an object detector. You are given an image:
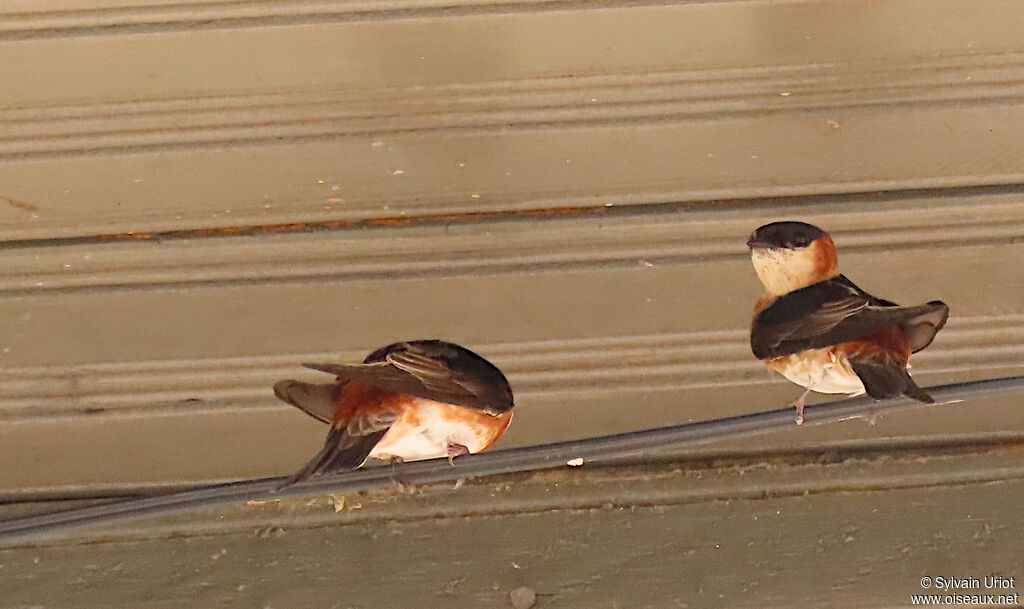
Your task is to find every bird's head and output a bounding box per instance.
[747,221,840,295]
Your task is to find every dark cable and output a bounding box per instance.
[1,375,1022,543]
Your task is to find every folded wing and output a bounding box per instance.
[751,275,949,360]
[302,340,514,415]
[279,411,397,487]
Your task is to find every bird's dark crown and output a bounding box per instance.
[747,221,827,250]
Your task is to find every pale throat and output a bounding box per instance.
[751,244,839,296]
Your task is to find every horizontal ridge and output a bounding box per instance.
[0,1,717,40]
[1,192,1022,293]
[4,53,1024,159]
[1,314,1021,421]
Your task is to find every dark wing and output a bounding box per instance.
[901,300,949,353]
[752,275,949,360]
[278,410,397,488]
[273,380,344,424]
[302,340,514,415]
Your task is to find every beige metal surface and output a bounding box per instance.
[2,443,1023,608]
[2,0,1024,239]
[1,198,1022,492]
[1,0,1023,606]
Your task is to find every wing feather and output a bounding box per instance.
[279,411,397,488]
[272,380,342,424]
[301,340,514,414]
[752,276,948,360]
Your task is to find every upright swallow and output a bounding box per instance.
[273,339,514,486]
[747,221,949,423]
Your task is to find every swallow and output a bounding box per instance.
[273,339,514,486]
[747,221,949,424]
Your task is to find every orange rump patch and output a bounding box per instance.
[333,382,413,425]
[841,326,912,363]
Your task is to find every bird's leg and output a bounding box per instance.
[384,455,417,493]
[447,442,471,465]
[867,409,879,427]
[792,383,813,425]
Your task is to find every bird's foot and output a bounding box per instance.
[447,442,471,465]
[383,455,416,492]
[792,386,813,425]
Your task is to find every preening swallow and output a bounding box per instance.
[747,221,949,423]
[274,340,514,486]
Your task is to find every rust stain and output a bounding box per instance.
[2,196,39,212]
[2,203,626,249]
[4,185,1023,250]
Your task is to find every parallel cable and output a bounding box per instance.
[1,375,1022,542]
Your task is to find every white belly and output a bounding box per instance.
[772,348,866,396]
[368,401,495,462]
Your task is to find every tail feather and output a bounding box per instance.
[900,376,935,403]
[849,359,934,403]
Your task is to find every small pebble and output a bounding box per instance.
[509,586,537,609]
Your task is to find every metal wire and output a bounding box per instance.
[1,375,1022,543]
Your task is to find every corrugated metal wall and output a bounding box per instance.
[1,1,1022,605]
